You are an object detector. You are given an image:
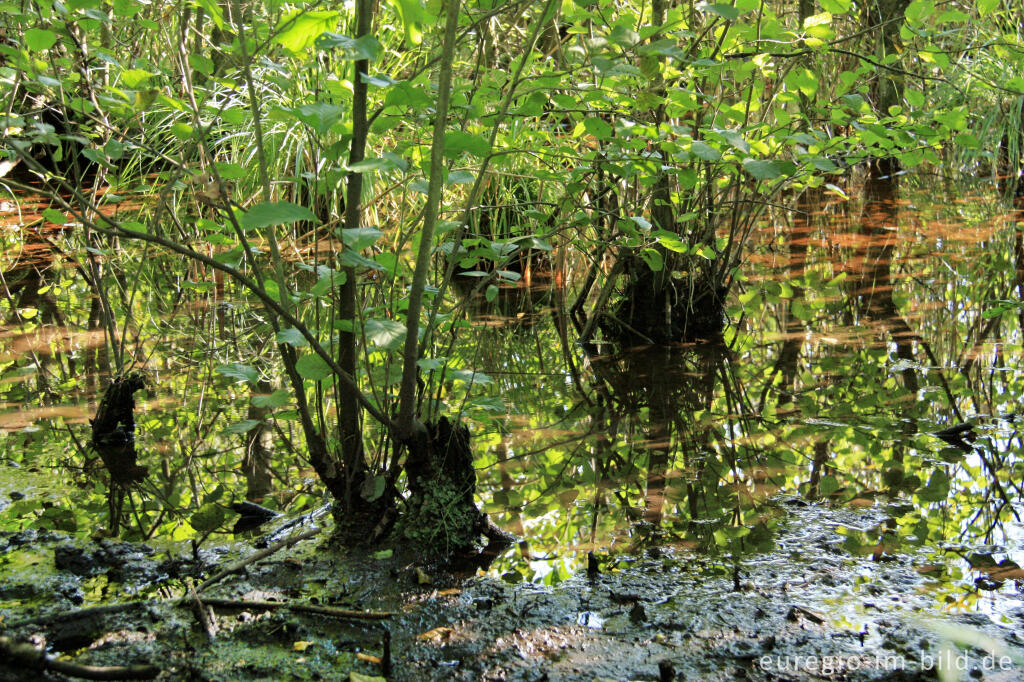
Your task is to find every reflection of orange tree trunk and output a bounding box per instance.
[854,166,919,462]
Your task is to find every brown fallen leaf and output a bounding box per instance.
[356,652,381,664]
[417,626,455,642]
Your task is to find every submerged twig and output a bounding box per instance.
[0,636,159,680]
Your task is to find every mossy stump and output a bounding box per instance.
[398,417,514,561]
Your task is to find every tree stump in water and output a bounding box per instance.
[89,373,148,484]
[400,417,514,560]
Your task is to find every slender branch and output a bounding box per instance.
[396,0,463,438]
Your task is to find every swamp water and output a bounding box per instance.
[3,174,1024,679]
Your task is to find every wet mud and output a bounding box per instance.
[2,500,1023,681]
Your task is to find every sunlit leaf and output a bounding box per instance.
[216,363,259,385]
[641,247,663,271]
[364,319,406,350]
[450,369,493,386]
[583,117,613,140]
[276,10,340,53]
[25,28,58,51]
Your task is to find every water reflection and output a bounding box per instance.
[5,175,1024,617]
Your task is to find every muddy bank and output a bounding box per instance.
[2,500,1023,681]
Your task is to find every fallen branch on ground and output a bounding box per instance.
[196,526,322,592]
[194,597,395,620]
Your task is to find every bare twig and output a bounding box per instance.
[196,526,322,592]
[194,598,395,620]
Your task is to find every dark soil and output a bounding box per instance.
[2,501,1023,681]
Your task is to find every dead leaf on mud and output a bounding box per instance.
[356,652,382,664]
[417,626,455,642]
[435,588,461,596]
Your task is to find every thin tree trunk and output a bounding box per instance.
[338,0,374,507]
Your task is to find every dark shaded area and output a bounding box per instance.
[230,501,280,534]
[601,262,727,344]
[89,373,148,485]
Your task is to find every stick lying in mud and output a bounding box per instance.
[196,526,322,592]
[0,636,159,680]
[194,598,394,620]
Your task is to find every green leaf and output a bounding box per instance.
[918,468,950,502]
[120,68,156,88]
[42,209,69,225]
[364,319,406,350]
[653,230,687,253]
[743,158,795,180]
[170,122,193,140]
[275,328,309,347]
[977,0,998,15]
[905,89,925,107]
[225,419,263,434]
[188,53,214,75]
[25,28,58,51]
[216,363,259,385]
[447,170,475,185]
[296,353,333,381]
[315,32,381,60]
[640,247,663,272]
[348,158,392,172]
[953,133,980,150]
[700,3,739,20]
[722,131,749,153]
[276,10,340,53]
[189,503,225,532]
[341,227,383,251]
[360,475,386,502]
[252,389,291,408]
[695,244,716,260]
[286,102,344,135]
[818,0,851,11]
[485,284,499,302]
[387,0,429,45]
[241,202,318,230]
[417,357,447,371]
[444,131,490,158]
[583,117,613,140]
[450,369,493,386]
[690,141,721,161]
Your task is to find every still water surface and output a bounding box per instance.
[2,172,1024,624]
